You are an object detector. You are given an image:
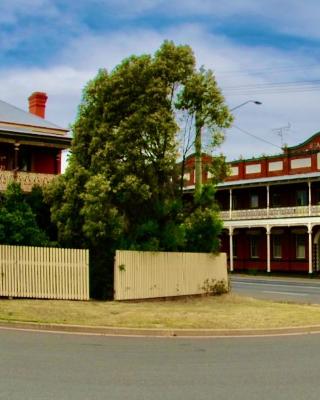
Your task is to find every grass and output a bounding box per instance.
[1,294,320,330]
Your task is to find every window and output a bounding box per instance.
[232,236,237,258]
[272,193,281,207]
[0,155,6,171]
[296,235,306,259]
[272,236,282,259]
[232,195,237,210]
[250,194,259,208]
[250,236,259,258]
[296,190,307,206]
[316,189,320,204]
[19,149,32,172]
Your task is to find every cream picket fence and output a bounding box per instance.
[0,245,89,300]
[114,250,227,300]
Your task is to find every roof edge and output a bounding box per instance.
[286,130,320,151]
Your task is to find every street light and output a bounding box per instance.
[230,100,262,112]
[194,100,262,195]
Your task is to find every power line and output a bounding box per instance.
[223,84,320,95]
[215,63,320,77]
[232,125,282,149]
[224,78,320,90]
[218,76,320,96]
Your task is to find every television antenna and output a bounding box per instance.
[272,123,291,147]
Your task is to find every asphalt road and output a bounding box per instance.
[1,329,320,400]
[231,275,320,303]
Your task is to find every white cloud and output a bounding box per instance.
[0,66,92,128]
[2,22,320,162]
[58,29,164,70]
[98,0,320,40]
[0,0,59,23]
[4,0,320,42]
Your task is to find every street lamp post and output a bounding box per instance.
[194,100,262,195]
[230,100,262,112]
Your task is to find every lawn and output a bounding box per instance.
[1,294,320,329]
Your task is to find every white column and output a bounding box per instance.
[266,225,271,273]
[267,185,270,217]
[308,181,311,216]
[308,223,313,274]
[229,227,234,272]
[229,189,232,219]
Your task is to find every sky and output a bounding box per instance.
[2,0,320,165]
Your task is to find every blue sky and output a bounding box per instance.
[2,0,320,163]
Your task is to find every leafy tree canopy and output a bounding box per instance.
[45,41,232,298]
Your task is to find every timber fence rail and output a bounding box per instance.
[0,245,89,300]
[114,250,227,300]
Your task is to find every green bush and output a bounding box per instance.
[201,278,230,296]
[0,182,50,246]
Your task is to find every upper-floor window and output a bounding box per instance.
[250,194,259,208]
[19,149,32,172]
[296,235,306,259]
[316,189,320,205]
[296,190,307,206]
[250,236,259,258]
[272,193,281,207]
[232,195,237,210]
[0,156,6,171]
[272,236,282,259]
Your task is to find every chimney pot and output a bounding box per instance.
[28,91,48,119]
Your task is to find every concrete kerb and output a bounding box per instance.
[1,320,320,338]
[2,274,320,338]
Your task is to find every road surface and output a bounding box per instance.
[1,328,320,400]
[231,275,320,303]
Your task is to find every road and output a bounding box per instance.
[1,328,320,400]
[231,275,320,303]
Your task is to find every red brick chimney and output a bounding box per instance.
[28,92,48,119]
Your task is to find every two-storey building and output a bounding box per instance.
[0,92,71,192]
[184,132,320,274]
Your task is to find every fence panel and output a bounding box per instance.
[114,250,227,300]
[0,245,89,300]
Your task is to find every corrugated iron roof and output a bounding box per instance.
[0,124,69,138]
[0,99,67,131]
[218,172,320,188]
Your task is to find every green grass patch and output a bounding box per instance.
[1,294,320,329]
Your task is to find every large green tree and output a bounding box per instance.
[46,41,231,298]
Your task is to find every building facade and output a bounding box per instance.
[0,92,71,192]
[184,133,320,274]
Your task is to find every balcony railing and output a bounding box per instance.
[220,205,320,220]
[0,170,57,192]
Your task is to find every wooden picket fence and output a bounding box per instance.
[114,250,227,300]
[0,245,89,300]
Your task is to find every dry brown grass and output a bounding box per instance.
[1,294,320,329]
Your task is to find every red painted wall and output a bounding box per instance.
[32,148,57,174]
[183,133,320,189]
[223,228,310,273]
